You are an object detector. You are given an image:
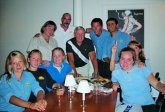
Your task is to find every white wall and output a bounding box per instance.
[0,0,165,82]
[83,0,165,82]
[0,0,73,72]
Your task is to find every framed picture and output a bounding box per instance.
[102,3,150,58]
[108,9,144,48]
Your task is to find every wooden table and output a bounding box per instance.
[24,89,117,112]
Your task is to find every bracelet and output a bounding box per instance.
[28,102,32,108]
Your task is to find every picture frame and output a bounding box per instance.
[102,3,150,58]
[108,9,144,48]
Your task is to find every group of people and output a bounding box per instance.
[0,12,165,112]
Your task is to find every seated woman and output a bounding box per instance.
[112,47,165,112]
[110,40,152,71]
[40,47,72,87]
[27,49,63,102]
[0,50,47,112]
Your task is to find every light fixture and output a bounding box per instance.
[77,80,91,108]
[64,74,77,101]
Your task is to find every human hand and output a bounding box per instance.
[85,28,93,33]
[29,99,47,111]
[74,73,82,77]
[138,62,146,68]
[111,44,117,54]
[42,60,50,66]
[112,83,120,91]
[56,84,65,95]
[33,33,40,38]
[92,72,99,78]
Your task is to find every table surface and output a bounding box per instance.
[24,89,117,112]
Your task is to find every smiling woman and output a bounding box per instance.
[0,50,46,112]
[27,21,58,66]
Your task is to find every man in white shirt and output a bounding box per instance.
[55,13,75,54]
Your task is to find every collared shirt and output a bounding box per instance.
[90,30,110,60]
[27,35,58,61]
[112,66,155,105]
[27,68,55,93]
[55,24,75,54]
[39,61,72,86]
[66,38,95,67]
[0,71,43,112]
[102,31,130,61]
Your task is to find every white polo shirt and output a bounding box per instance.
[54,24,75,54]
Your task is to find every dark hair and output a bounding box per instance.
[40,20,57,33]
[106,17,118,25]
[52,47,65,57]
[128,40,146,63]
[61,13,71,19]
[91,18,103,27]
[119,47,136,65]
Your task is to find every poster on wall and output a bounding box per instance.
[108,9,144,48]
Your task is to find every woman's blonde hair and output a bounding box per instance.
[4,50,26,80]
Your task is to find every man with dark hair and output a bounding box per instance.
[102,17,130,64]
[88,18,111,78]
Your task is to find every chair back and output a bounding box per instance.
[155,93,165,112]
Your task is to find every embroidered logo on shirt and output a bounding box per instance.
[25,82,30,86]
[119,39,123,43]
[38,76,44,80]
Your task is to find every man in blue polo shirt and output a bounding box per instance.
[102,18,130,63]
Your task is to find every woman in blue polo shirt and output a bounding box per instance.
[112,47,165,112]
[0,50,47,112]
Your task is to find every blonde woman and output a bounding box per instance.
[0,50,47,111]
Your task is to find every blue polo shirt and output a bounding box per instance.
[112,66,155,105]
[102,31,130,61]
[40,61,72,86]
[90,30,110,60]
[0,71,43,112]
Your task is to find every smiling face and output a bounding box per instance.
[129,44,141,60]
[52,50,65,67]
[106,20,118,33]
[28,52,42,70]
[119,51,134,72]
[92,22,102,36]
[10,56,25,74]
[43,25,55,37]
[61,13,71,28]
[74,28,85,45]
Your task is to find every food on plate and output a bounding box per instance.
[103,82,112,88]
[93,76,110,83]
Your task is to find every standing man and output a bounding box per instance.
[55,13,75,54]
[102,18,130,64]
[66,26,98,77]
[89,18,111,78]
[33,13,75,54]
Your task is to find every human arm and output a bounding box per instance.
[33,33,41,38]
[147,74,165,95]
[67,53,81,77]
[42,60,50,66]
[110,44,117,71]
[86,28,93,33]
[89,51,98,78]
[8,91,46,111]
